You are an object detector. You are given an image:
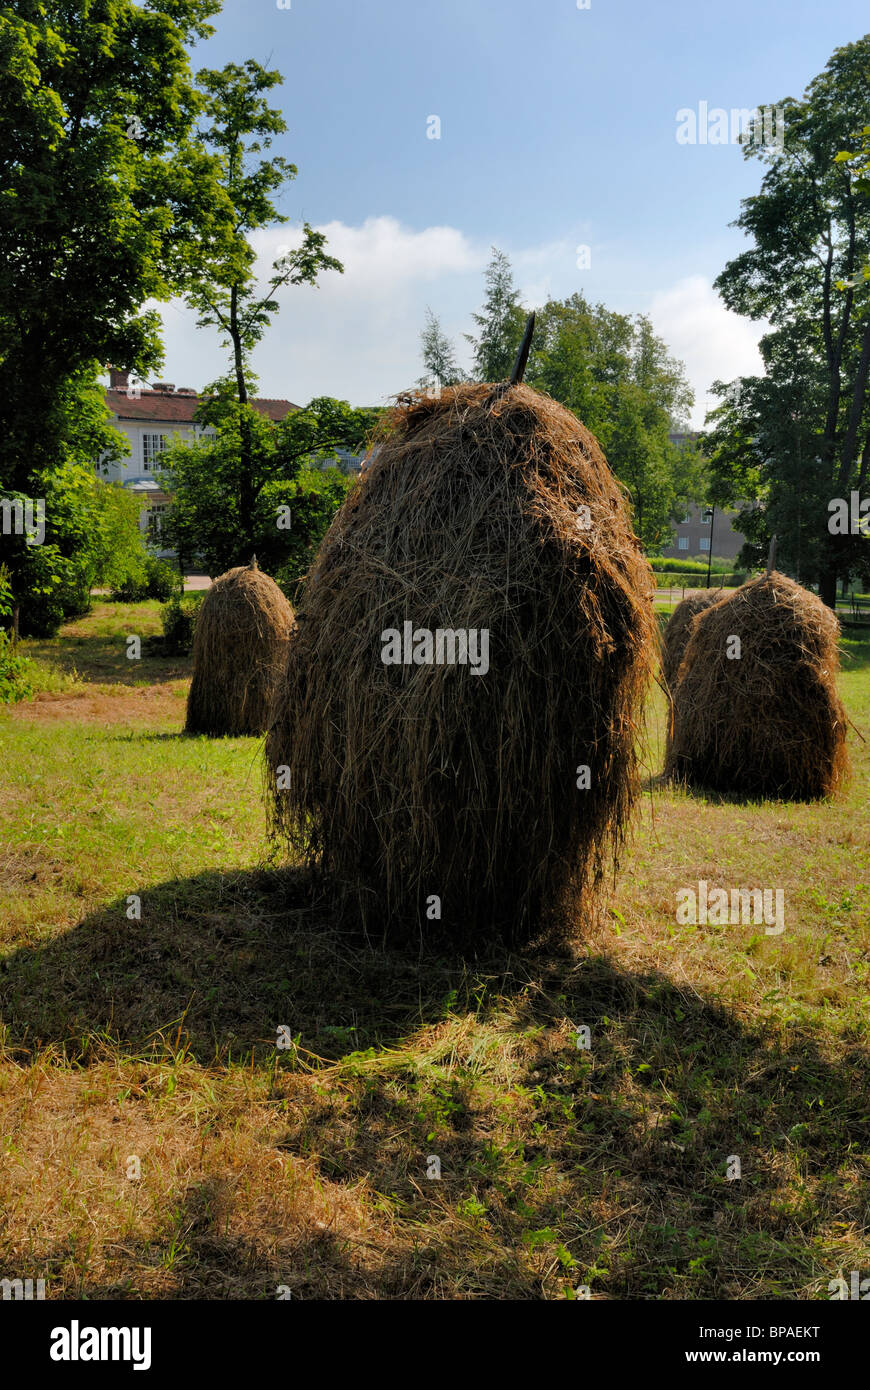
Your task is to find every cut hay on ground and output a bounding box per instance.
[661,588,725,689]
[665,571,849,799]
[185,562,295,737]
[266,381,656,947]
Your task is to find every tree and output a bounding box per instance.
[602,383,675,546]
[419,307,461,389]
[525,292,695,549]
[703,332,833,580]
[466,247,526,381]
[160,397,379,575]
[6,369,151,636]
[711,37,870,605]
[181,60,344,554]
[0,0,225,624]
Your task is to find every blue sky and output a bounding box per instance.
[151,0,870,424]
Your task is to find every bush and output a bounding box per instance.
[17,570,92,638]
[653,566,748,589]
[160,595,201,655]
[112,555,183,603]
[649,555,739,574]
[0,630,35,704]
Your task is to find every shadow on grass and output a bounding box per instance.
[0,866,505,1064]
[3,865,868,1297]
[35,1174,441,1299]
[26,634,192,689]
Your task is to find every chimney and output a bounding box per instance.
[109,367,129,392]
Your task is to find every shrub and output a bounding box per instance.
[0,630,35,704]
[160,594,202,655]
[112,555,183,603]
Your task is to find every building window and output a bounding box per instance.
[701,508,714,523]
[142,433,168,471]
[677,536,689,551]
[681,511,692,524]
[146,504,167,538]
[699,537,711,551]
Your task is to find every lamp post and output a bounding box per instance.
[705,505,715,588]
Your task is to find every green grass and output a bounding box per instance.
[0,604,868,1300]
[20,600,192,692]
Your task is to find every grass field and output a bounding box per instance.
[1,600,868,1299]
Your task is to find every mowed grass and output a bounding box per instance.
[0,600,868,1300]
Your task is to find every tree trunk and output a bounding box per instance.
[229,286,257,562]
[836,320,870,491]
[818,564,838,610]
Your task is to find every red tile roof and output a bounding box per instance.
[106,389,298,422]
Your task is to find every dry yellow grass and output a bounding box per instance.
[0,604,868,1299]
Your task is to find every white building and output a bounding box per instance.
[97,369,298,556]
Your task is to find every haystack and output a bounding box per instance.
[185,561,295,736]
[266,381,655,946]
[665,571,848,799]
[661,588,725,689]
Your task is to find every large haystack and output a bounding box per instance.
[185,561,295,736]
[266,381,656,947]
[665,571,848,799]
[661,588,725,689]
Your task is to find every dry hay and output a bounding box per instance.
[185,562,295,736]
[266,381,656,947]
[665,571,849,799]
[661,588,725,689]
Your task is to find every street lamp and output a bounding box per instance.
[705,505,715,588]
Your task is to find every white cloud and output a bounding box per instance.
[647,275,766,427]
[151,223,765,423]
[264,216,480,287]
[153,217,487,406]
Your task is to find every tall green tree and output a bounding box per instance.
[703,332,832,580]
[181,60,343,554]
[5,368,150,636]
[418,307,461,388]
[466,247,526,381]
[0,0,224,624]
[711,36,870,604]
[525,292,695,549]
[160,397,379,575]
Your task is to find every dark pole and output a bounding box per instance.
[705,505,715,588]
[766,534,777,576]
[509,312,536,385]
